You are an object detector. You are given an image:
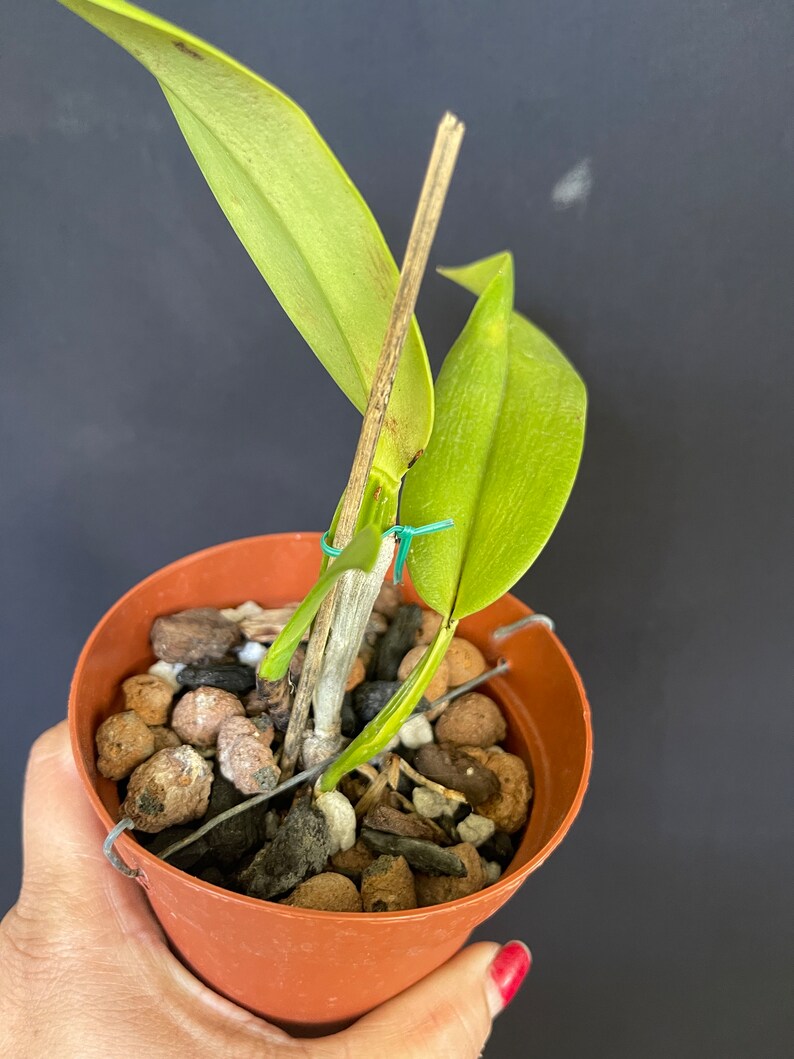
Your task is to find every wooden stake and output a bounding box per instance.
[279,112,465,779]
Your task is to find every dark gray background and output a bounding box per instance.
[2,1,792,1055]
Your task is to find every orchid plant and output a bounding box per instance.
[61,0,587,794]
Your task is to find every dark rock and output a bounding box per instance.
[140,825,209,872]
[354,681,430,725]
[364,804,446,844]
[414,744,500,806]
[198,866,225,887]
[151,607,241,665]
[360,827,467,877]
[374,604,423,681]
[178,664,256,694]
[243,799,331,900]
[478,830,515,868]
[341,692,359,738]
[203,768,265,865]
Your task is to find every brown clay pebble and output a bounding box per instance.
[361,855,417,912]
[331,838,376,882]
[414,743,500,805]
[464,747,532,834]
[364,804,445,844]
[216,715,280,795]
[121,746,213,832]
[96,711,156,780]
[121,674,173,726]
[414,843,485,907]
[444,638,487,687]
[282,872,362,912]
[373,580,403,619]
[435,693,507,748]
[398,646,449,702]
[151,607,241,664]
[149,726,182,752]
[345,655,366,692]
[416,610,444,646]
[171,686,245,748]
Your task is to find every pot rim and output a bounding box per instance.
[69,531,593,921]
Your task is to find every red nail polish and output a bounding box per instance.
[488,941,532,1010]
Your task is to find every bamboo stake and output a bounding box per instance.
[279,111,465,778]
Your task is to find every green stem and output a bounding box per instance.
[318,617,458,791]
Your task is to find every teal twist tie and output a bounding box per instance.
[320,519,454,585]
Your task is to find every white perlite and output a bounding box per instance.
[483,859,502,885]
[315,790,357,855]
[399,714,434,749]
[147,660,185,693]
[236,640,267,668]
[412,786,455,819]
[457,813,496,847]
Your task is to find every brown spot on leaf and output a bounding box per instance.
[407,449,424,468]
[173,40,204,60]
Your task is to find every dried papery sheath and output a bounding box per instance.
[303,537,395,766]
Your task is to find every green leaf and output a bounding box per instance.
[259,525,382,682]
[318,619,457,791]
[400,252,586,619]
[58,0,433,482]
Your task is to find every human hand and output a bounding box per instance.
[0,722,531,1057]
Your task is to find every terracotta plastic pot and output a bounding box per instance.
[68,532,592,1031]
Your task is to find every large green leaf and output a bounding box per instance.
[59,0,433,482]
[401,252,586,619]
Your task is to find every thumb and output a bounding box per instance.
[343,940,531,1058]
[15,720,157,938]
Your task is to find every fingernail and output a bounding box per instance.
[486,941,532,1016]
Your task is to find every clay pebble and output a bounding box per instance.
[282,872,362,912]
[121,674,173,726]
[121,746,213,833]
[414,843,485,907]
[416,610,444,646]
[434,693,507,748]
[398,646,449,702]
[463,747,532,833]
[444,638,487,687]
[96,711,155,781]
[149,726,182,752]
[361,855,417,912]
[331,838,376,882]
[151,607,241,664]
[372,581,403,620]
[216,715,279,796]
[171,686,245,748]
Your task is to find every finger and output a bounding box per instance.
[340,940,531,1058]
